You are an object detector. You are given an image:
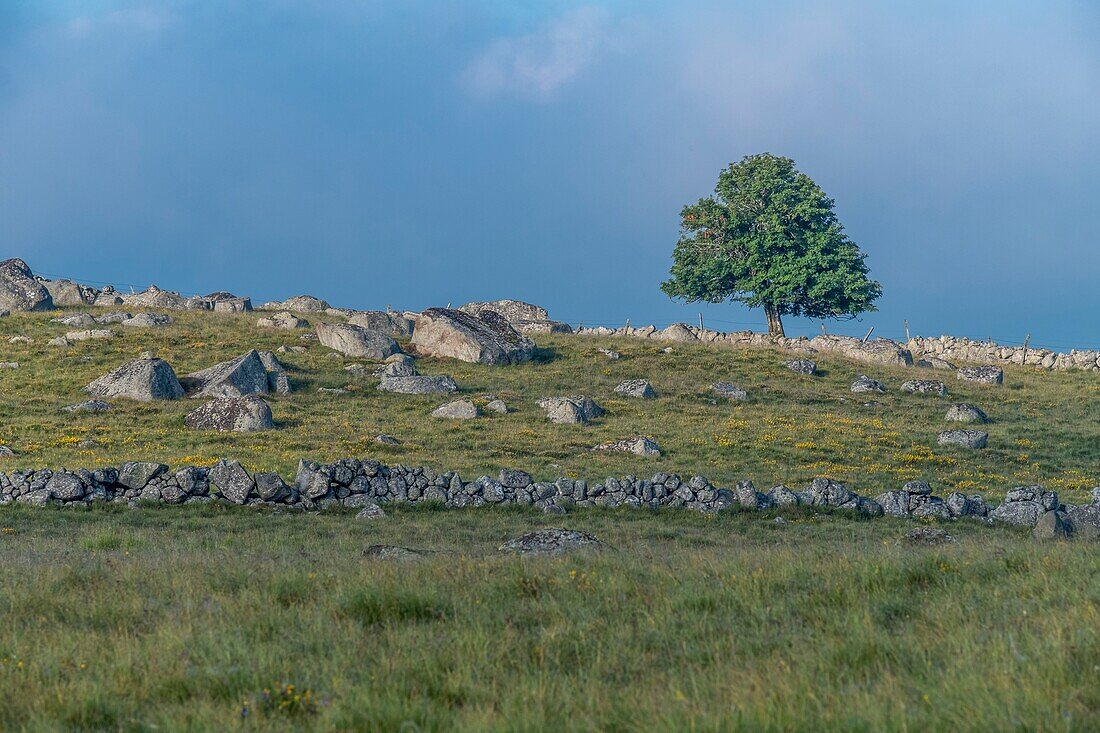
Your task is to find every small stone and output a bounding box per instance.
[498,528,605,556]
[904,527,956,545]
[375,434,401,445]
[431,399,479,419]
[902,380,948,397]
[945,404,989,423]
[598,349,620,360]
[850,375,886,393]
[711,382,747,400]
[356,503,386,520]
[784,359,817,375]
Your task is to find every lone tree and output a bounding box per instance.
[661,153,881,337]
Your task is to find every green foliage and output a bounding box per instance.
[662,153,882,329]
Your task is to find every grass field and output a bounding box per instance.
[0,308,1097,502]
[0,503,1097,731]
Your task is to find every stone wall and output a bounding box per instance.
[576,322,1099,372]
[907,335,1100,372]
[3,457,1095,536]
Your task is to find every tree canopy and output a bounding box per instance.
[661,153,882,337]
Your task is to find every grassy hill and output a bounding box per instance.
[0,307,1096,502]
[2,307,1100,729]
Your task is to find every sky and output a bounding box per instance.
[2,1,1098,349]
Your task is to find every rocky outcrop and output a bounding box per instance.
[263,295,330,313]
[499,528,605,556]
[85,358,185,401]
[410,308,534,365]
[347,311,415,338]
[0,259,52,312]
[184,395,275,432]
[377,375,457,395]
[316,322,400,359]
[459,300,572,334]
[41,278,97,306]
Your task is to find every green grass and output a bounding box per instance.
[0,308,1097,502]
[0,504,1097,731]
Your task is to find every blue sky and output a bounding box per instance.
[2,2,1098,349]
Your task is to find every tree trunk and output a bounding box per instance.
[764,303,785,338]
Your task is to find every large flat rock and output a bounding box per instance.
[410,308,534,365]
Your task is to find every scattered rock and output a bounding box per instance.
[937,429,988,449]
[364,545,429,561]
[355,503,387,520]
[945,403,989,423]
[52,313,98,328]
[382,361,417,377]
[957,365,1004,385]
[85,358,185,401]
[598,349,620,360]
[266,295,331,313]
[485,399,508,414]
[0,446,15,457]
[410,308,534,365]
[711,382,747,400]
[904,527,956,545]
[64,329,113,342]
[851,375,886,393]
[593,437,661,456]
[318,387,348,395]
[0,362,17,370]
[316,321,400,359]
[375,434,401,445]
[431,399,479,419]
[614,379,655,399]
[257,311,308,330]
[538,396,605,424]
[62,400,110,413]
[498,528,605,556]
[184,395,275,432]
[120,313,173,328]
[784,359,817,375]
[377,375,458,395]
[901,379,948,396]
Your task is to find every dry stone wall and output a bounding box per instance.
[3,457,1097,536]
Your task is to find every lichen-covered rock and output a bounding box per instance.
[592,437,661,456]
[784,359,817,375]
[851,375,886,393]
[614,379,655,399]
[937,429,988,449]
[538,396,605,424]
[85,358,184,401]
[498,528,605,556]
[431,399,479,419]
[118,461,168,490]
[378,375,457,395]
[410,308,534,365]
[711,382,747,400]
[120,313,173,328]
[267,295,330,313]
[62,400,110,413]
[316,321,400,359]
[184,396,275,432]
[945,404,988,423]
[42,278,98,306]
[876,490,910,517]
[257,311,308,330]
[0,259,52,312]
[902,380,948,397]
[182,350,271,398]
[809,335,913,367]
[209,459,254,504]
[1033,510,1069,541]
[347,310,415,338]
[957,365,1003,385]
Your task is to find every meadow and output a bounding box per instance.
[1,308,1099,730]
[1,503,1099,731]
[0,308,1096,503]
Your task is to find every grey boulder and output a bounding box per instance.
[410,308,534,365]
[316,321,400,359]
[937,429,988,449]
[85,358,185,401]
[0,259,52,312]
[184,395,275,432]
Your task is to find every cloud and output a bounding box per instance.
[66,6,176,39]
[462,6,615,100]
